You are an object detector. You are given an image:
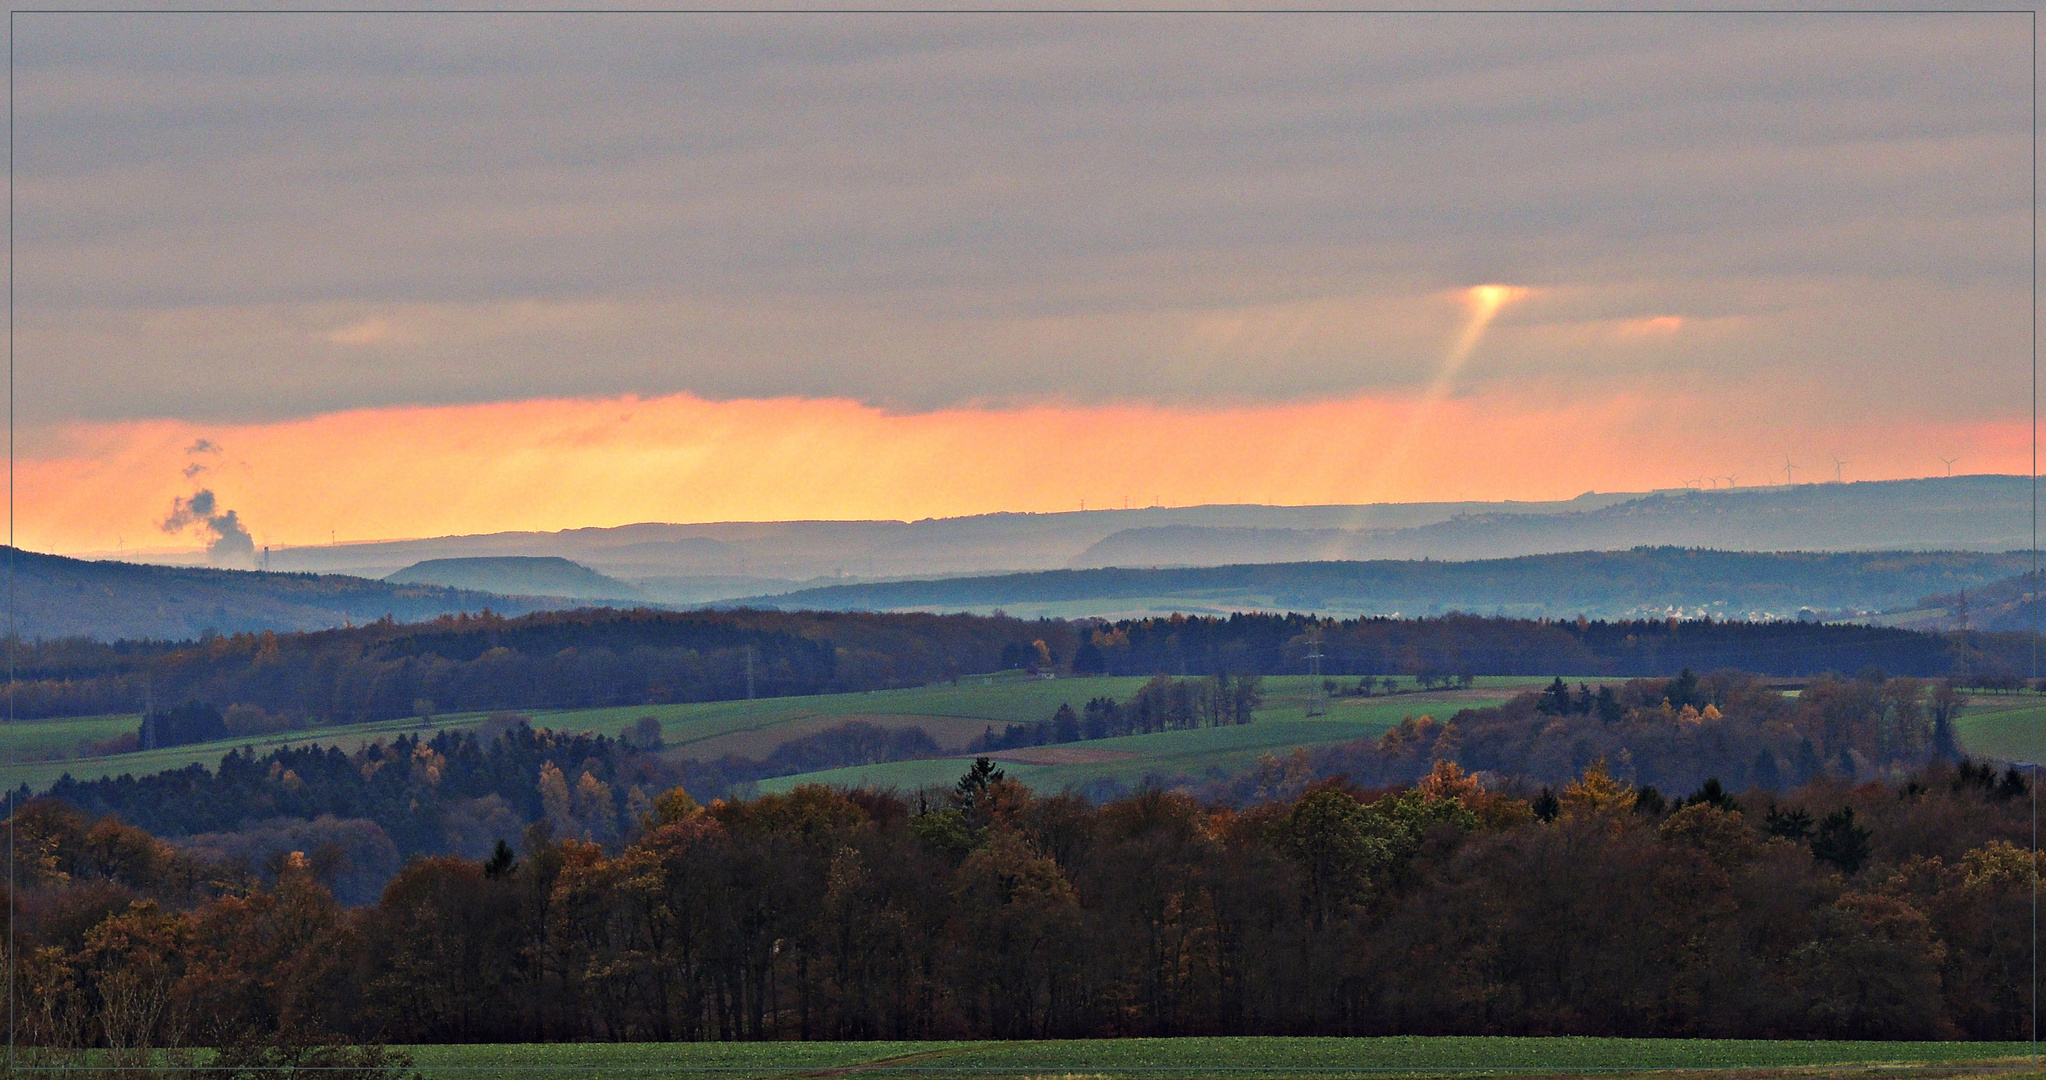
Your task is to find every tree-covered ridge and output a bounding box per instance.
[1216,671,1980,802]
[748,546,2037,620]
[8,753,2035,1045]
[0,545,558,642]
[4,606,2036,722]
[3,607,1067,721]
[41,720,653,857]
[1070,611,2030,683]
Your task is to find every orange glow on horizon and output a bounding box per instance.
[17,389,2033,557]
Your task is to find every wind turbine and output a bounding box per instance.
[1783,459,1797,486]
[1830,456,1848,483]
[1939,456,1958,477]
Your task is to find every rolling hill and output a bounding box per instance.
[386,556,645,601]
[3,547,565,641]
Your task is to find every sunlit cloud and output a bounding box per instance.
[325,318,405,348]
[1614,315,1684,338]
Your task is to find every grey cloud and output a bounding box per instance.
[8,13,2033,425]
[160,487,257,567]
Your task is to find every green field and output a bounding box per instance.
[6,674,2033,796]
[0,676,1546,792]
[754,682,1514,795]
[0,711,144,761]
[1953,694,2046,765]
[395,1038,2034,1080]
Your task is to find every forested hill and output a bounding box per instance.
[3,547,564,640]
[6,605,2035,722]
[739,547,2036,622]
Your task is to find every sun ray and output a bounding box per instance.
[1329,285,1532,547]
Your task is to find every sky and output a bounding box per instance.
[12,9,2038,555]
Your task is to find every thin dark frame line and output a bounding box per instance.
[8,1068,2046,1074]
[3,6,2029,1071]
[1,7,2037,13]
[9,5,17,1074]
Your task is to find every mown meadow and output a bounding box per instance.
[400,1037,2038,1079]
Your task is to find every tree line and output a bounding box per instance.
[1072,612,2034,684]
[8,748,2035,1046]
[4,607,2035,724]
[3,608,1065,724]
[973,674,1265,752]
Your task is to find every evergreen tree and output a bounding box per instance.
[1793,738,1824,785]
[1685,778,1740,813]
[483,839,517,879]
[1752,749,1783,791]
[1764,804,1814,840]
[1049,703,1081,743]
[955,757,1006,810]
[1811,806,1872,874]
[1666,667,1702,709]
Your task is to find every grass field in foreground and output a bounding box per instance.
[402,1038,2035,1080]
[0,676,1551,792]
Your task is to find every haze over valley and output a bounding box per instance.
[22,474,2034,640]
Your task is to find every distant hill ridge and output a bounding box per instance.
[736,547,2039,623]
[386,556,644,600]
[104,475,2027,604]
[1074,476,2032,567]
[4,548,563,641]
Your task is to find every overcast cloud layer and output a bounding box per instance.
[13,12,2034,436]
